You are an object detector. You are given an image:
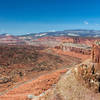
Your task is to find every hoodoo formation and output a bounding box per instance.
[92,41,100,63]
[91,41,100,73]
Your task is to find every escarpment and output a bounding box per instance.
[55,42,91,55]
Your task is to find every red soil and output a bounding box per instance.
[0,69,67,100]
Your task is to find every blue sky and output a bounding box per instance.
[0,0,100,35]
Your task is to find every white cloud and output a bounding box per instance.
[96,24,100,26]
[48,30,56,32]
[84,21,89,25]
[26,33,30,35]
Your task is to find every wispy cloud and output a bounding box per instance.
[96,24,100,26]
[84,21,89,25]
[48,30,56,32]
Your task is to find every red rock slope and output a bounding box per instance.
[0,69,67,100]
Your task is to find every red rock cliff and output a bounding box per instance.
[92,42,100,63]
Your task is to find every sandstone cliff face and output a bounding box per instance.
[92,44,100,63]
[55,43,91,55]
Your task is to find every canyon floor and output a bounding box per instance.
[0,44,85,100]
[0,36,97,100]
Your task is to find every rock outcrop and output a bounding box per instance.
[92,41,100,63]
[91,41,100,74]
[77,63,100,93]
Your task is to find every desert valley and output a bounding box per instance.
[0,31,100,100]
[0,0,100,99]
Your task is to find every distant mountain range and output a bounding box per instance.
[1,29,100,38]
[19,29,100,38]
[0,29,100,45]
